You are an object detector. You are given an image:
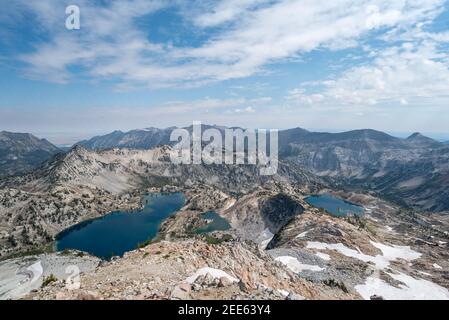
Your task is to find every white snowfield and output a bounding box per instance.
[306,240,449,300]
[307,241,421,269]
[186,267,239,284]
[356,272,449,300]
[275,256,324,273]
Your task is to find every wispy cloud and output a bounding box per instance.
[3,0,446,89]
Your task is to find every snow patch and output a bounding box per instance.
[433,263,442,270]
[307,241,421,270]
[186,267,239,284]
[296,228,314,239]
[277,289,290,297]
[356,272,449,300]
[276,256,324,273]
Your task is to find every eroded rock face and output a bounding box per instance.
[220,189,305,247]
[260,193,304,233]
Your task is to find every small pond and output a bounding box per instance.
[195,211,231,234]
[305,194,364,217]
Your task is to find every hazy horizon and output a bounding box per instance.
[1,1,449,144]
[3,124,449,146]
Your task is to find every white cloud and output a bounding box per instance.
[288,41,449,107]
[4,0,446,88]
[193,0,270,27]
[234,106,256,113]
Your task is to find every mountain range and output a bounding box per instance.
[76,126,449,211]
[1,126,449,211]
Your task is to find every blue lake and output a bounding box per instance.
[305,194,364,217]
[56,193,185,259]
[195,211,231,234]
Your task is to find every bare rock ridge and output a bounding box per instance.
[0,131,61,177]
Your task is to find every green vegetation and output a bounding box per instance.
[60,248,72,255]
[0,243,54,262]
[137,236,161,249]
[42,274,58,287]
[345,215,367,229]
[345,215,377,235]
[141,176,172,189]
[203,234,233,245]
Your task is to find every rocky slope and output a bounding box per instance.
[0,131,61,177]
[280,128,449,211]
[27,240,356,300]
[266,192,449,299]
[0,187,141,258]
[2,144,320,195]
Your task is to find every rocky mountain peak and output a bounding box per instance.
[405,132,441,148]
[0,131,61,177]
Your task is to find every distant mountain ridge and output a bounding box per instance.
[2,126,449,211]
[77,128,175,150]
[0,131,61,177]
[76,125,233,150]
[77,126,444,151]
[70,125,449,211]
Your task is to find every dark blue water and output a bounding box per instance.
[195,211,231,234]
[56,193,185,259]
[305,194,364,217]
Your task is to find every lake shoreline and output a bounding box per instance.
[56,192,186,260]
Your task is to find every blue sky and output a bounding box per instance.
[1,0,449,144]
